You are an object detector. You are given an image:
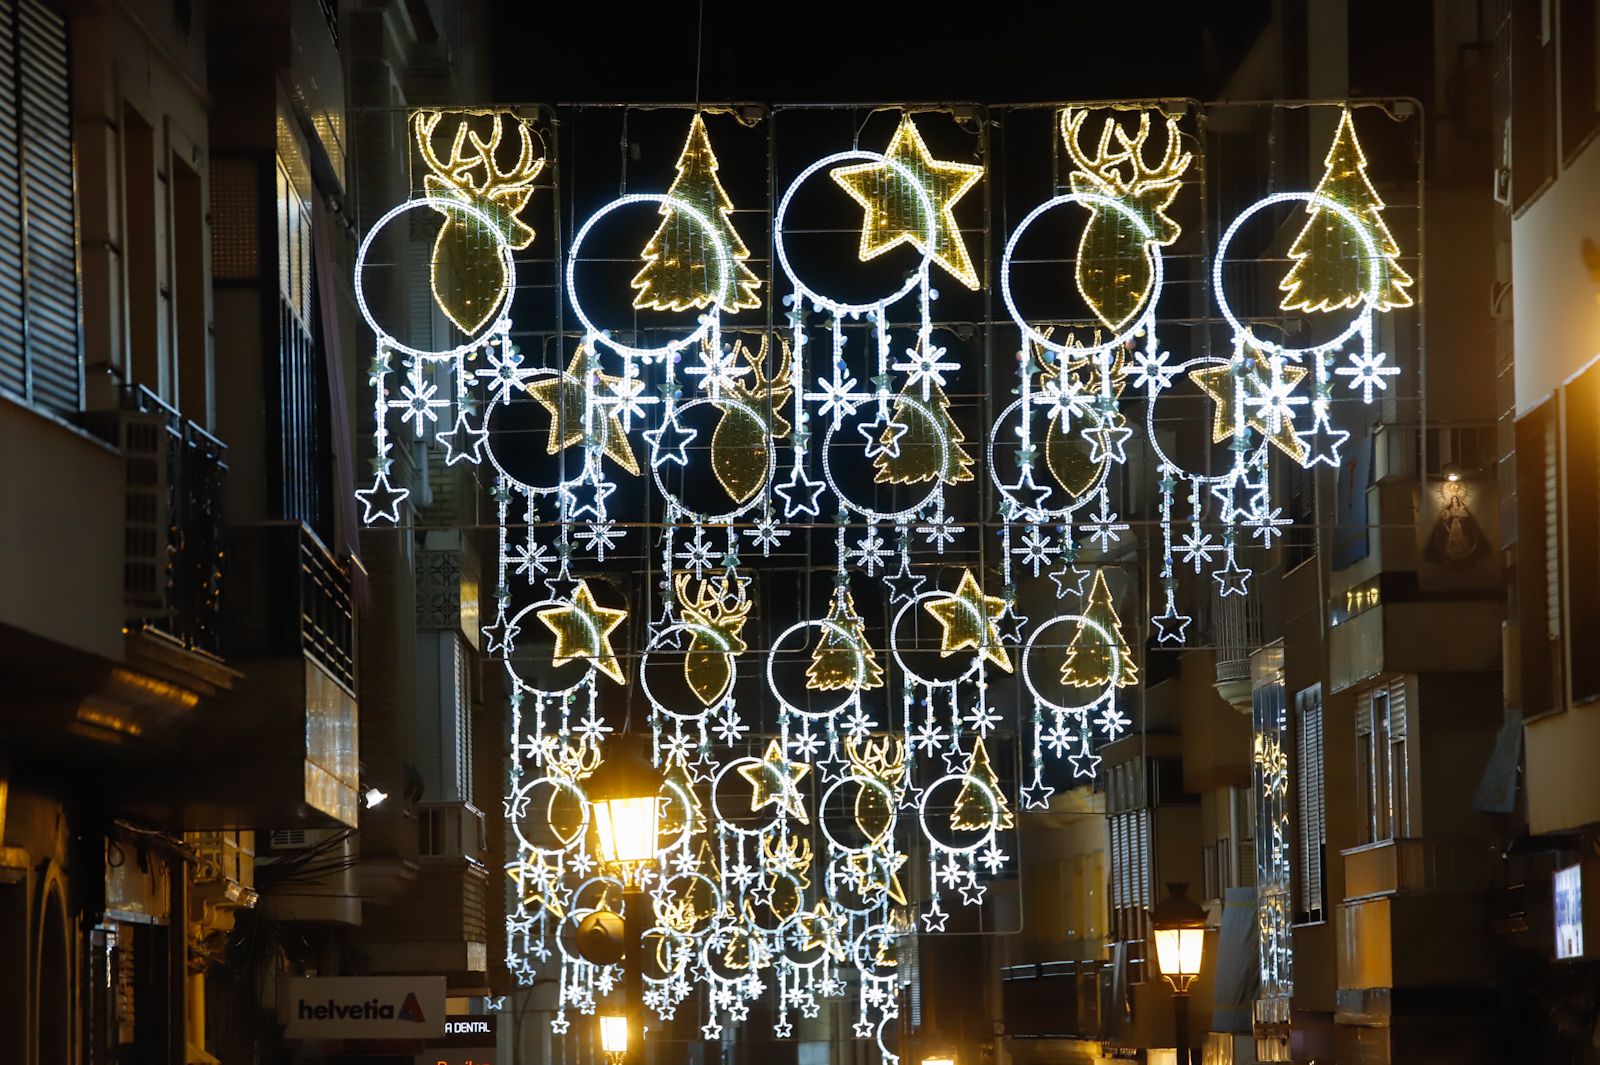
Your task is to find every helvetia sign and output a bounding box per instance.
[280,976,447,1039]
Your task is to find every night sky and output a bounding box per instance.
[490,1,1275,104]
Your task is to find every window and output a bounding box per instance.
[1294,685,1327,923]
[0,0,80,412]
[1356,678,1410,843]
[172,156,209,423]
[1559,0,1600,158]
[1284,457,1316,569]
[1511,0,1559,208]
[123,104,160,394]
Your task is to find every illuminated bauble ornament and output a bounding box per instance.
[1060,107,1191,331]
[632,113,762,314]
[414,110,544,335]
[1279,108,1413,313]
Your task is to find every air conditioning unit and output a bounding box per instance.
[87,404,173,616]
[266,829,312,852]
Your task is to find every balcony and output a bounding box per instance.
[93,386,228,658]
[1336,839,1498,1004]
[358,800,490,992]
[1342,838,1500,900]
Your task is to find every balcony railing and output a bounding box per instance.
[1342,837,1501,900]
[225,522,355,691]
[90,386,228,656]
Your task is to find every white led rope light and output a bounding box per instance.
[1212,191,1380,358]
[773,151,937,317]
[355,195,516,360]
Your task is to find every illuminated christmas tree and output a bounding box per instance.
[632,114,762,313]
[807,589,885,691]
[874,380,975,486]
[1279,109,1413,313]
[1061,569,1138,689]
[950,736,1014,832]
[657,748,706,839]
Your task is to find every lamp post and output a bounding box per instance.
[583,743,663,1064]
[1151,882,1207,1065]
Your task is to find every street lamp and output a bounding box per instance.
[599,1013,629,1065]
[581,742,664,1064]
[920,1054,955,1065]
[1151,882,1208,1065]
[587,746,664,887]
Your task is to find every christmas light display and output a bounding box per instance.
[357,103,1416,1055]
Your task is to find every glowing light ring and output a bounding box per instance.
[985,397,1109,520]
[1213,191,1380,358]
[773,151,936,316]
[710,759,798,837]
[354,195,516,359]
[566,194,730,362]
[917,772,1002,853]
[508,774,591,856]
[820,396,947,522]
[818,775,898,854]
[890,591,985,689]
[648,396,774,523]
[1020,613,1120,715]
[1000,192,1161,358]
[850,922,903,978]
[822,852,899,917]
[639,621,737,722]
[640,924,697,982]
[502,600,599,696]
[654,870,724,934]
[480,371,585,498]
[657,775,699,854]
[764,619,866,718]
[697,921,769,985]
[1138,355,1267,483]
[876,1014,900,1065]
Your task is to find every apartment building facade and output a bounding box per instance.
[0,1,505,1062]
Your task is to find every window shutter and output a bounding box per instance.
[0,0,21,399]
[1543,414,1561,639]
[16,0,79,411]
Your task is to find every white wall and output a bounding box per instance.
[1511,134,1600,413]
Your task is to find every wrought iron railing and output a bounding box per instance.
[112,385,228,656]
[223,521,355,691]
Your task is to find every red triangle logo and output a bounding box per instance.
[398,992,426,1024]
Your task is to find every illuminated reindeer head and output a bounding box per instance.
[414,110,545,249]
[845,734,905,845]
[674,573,752,706]
[1060,107,1193,331]
[413,110,546,335]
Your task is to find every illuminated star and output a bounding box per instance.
[1068,738,1102,779]
[921,901,949,932]
[1020,779,1055,810]
[1295,401,1350,468]
[774,468,826,518]
[737,739,811,823]
[1188,354,1308,463]
[536,578,628,683]
[923,569,1013,672]
[525,347,641,475]
[643,418,697,467]
[1212,556,1253,598]
[437,413,489,466]
[1151,603,1193,644]
[356,472,408,524]
[830,114,985,290]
